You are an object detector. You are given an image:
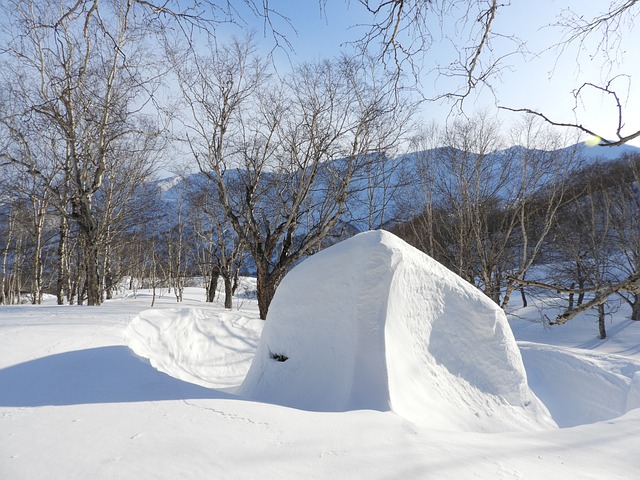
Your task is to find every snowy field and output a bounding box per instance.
[2,231,640,479]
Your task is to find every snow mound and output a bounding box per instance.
[126,308,262,389]
[240,230,556,432]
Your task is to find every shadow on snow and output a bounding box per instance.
[0,346,230,407]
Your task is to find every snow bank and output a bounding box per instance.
[240,230,555,432]
[520,342,640,427]
[126,308,262,389]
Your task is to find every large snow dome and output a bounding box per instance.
[240,230,556,432]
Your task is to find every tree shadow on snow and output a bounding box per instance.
[0,346,231,407]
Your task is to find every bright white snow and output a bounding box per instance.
[126,307,262,389]
[240,230,554,432]
[2,233,640,479]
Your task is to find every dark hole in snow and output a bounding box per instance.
[269,352,288,362]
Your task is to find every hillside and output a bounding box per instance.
[157,141,640,232]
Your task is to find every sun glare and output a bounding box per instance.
[584,136,602,147]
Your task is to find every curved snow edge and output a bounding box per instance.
[125,307,262,389]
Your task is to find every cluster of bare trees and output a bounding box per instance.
[0,0,164,305]
[0,1,409,315]
[543,155,640,335]
[170,37,411,318]
[393,114,640,337]
[394,115,576,303]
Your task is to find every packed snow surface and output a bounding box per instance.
[240,230,555,431]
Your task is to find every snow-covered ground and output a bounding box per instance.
[2,232,640,479]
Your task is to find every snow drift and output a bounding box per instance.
[519,342,640,427]
[240,230,555,432]
[126,308,262,389]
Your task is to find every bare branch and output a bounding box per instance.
[498,105,640,147]
[509,277,614,295]
[353,0,516,101]
[507,2,640,146]
[554,271,640,325]
[510,271,640,325]
[553,0,639,68]
[466,0,497,93]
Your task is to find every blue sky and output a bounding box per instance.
[219,0,640,148]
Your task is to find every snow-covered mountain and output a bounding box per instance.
[565,141,640,161]
[153,141,640,236]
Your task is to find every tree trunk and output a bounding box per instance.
[11,236,24,304]
[486,270,501,305]
[568,283,575,311]
[31,224,43,305]
[150,242,157,307]
[223,275,233,309]
[598,303,607,339]
[175,282,183,302]
[520,286,528,308]
[69,248,80,306]
[256,267,282,320]
[84,238,102,306]
[78,275,87,305]
[103,252,113,300]
[482,271,495,303]
[206,266,219,303]
[232,268,240,296]
[577,278,585,306]
[631,294,640,321]
[56,216,70,305]
[69,276,78,305]
[1,212,15,305]
[501,281,514,310]
[74,196,102,306]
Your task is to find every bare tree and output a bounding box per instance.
[163,180,190,303]
[0,173,22,304]
[610,155,640,320]
[23,175,50,304]
[444,113,516,300]
[391,122,442,257]
[95,132,163,300]
[565,168,617,339]
[173,36,410,318]
[402,113,513,299]
[186,175,246,308]
[0,155,53,304]
[393,114,580,309]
